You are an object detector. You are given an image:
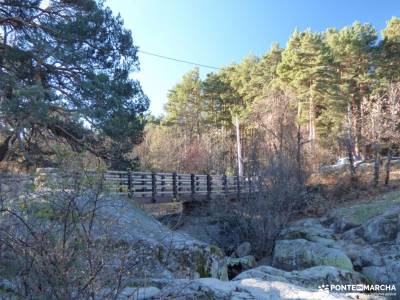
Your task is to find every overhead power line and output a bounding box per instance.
[138,50,220,70]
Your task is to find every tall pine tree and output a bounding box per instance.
[0,0,149,168]
[278,30,337,150]
[165,68,203,140]
[378,17,400,84]
[325,22,377,157]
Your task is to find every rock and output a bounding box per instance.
[159,278,236,300]
[262,194,400,294]
[272,239,353,271]
[361,266,390,284]
[279,218,336,247]
[340,227,363,241]
[1,193,228,284]
[362,257,400,285]
[0,279,15,292]
[158,277,356,300]
[360,207,400,244]
[118,287,160,300]
[78,195,229,281]
[259,193,400,294]
[324,215,359,234]
[235,242,252,257]
[0,183,11,193]
[335,239,384,270]
[383,258,400,284]
[379,243,400,259]
[351,246,383,269]
[234,265,365,288]
[234,265,290,283]
[227,255,256,279]
[172,215,223,245]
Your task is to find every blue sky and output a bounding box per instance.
[105,0,400,116]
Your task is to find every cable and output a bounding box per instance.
[138,50,220,70]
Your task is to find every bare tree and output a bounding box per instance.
[362,83,400,186]
[383,83,400,185]
[210,89,309,258]
[337,103,359,186]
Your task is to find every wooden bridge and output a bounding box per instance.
[1,169,261,216]
[101,170,256,204]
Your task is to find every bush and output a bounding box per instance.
[0,171,140,299]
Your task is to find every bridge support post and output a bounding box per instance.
[222,174,227,198]
[127,169,132,199]
[151,172,156,203]
[206,174,212,201]
[172,172,177,200]
[236,175,241,200]
[190,173,195,200]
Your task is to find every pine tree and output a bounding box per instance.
[378,17,400,83]
[165,68,203,140]
[325,22,377,158]
[202,71,239,128]
[248,43,282,103]
[277,30,337,149]
[0,0,149,168]
[226,55,258,114]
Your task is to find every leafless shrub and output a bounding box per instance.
[0,168,143,299]
[208,90,311,258]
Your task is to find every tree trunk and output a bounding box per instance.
[373,143,380,187]
[296,124,304,185]
[235,116,243,177]
[385,147,393,186]
[350,92,363,159]
[309,90,316,155]
[346,139,357,186]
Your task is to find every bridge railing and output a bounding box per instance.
[101,170,256,202]
[30,168,258,203]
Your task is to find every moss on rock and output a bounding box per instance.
[273,239,353,272]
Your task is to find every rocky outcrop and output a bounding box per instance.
[360,207,400,244]
[100,266,380,299]
[234,265,365,288]
[157,277,362,300]
[118,287,161,300]
[0,193,229,298]
[2,185,399,299]
[279,218,336,243]
[272,219,353,271]
[325,202,400,286]
[273,239,353,271]
[140,192,399,299]
[80,196,229,281]
[272,193,400,291]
